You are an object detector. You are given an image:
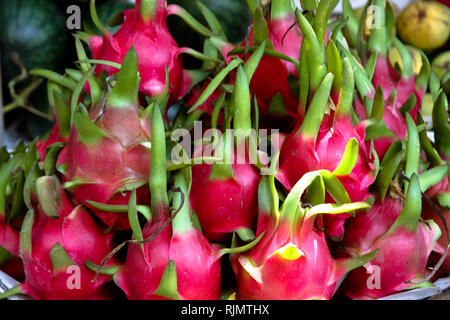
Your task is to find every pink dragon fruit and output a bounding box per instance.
[189,65,261,242]
[244,0,302,119]
[58,48,152,230]
[278,54,376,240]
[101,106,223,300]
[343,0,430,159]
[0,175,116,300]
[339,174,441,299]
[232,172,377,300]
[87,0,189,104]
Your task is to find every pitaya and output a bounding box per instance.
[232,171,377,300]
[338,117,443,299]
[342,0,430,159]
[87,0,214,105]
[93,106,225,300]
[278,47,376,240]
[0,175,116,300]
[58,48,152,230]
[190,63,262,242]
[339,174,441,299]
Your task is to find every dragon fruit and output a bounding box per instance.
[190,64,262,242]
[232,171,377,300]
[242,0,302,119]
[100,105,223,300]
[339,174,441,299]
[278,45,376,240]
[58,48,152,230]
[342,0,430,159]
[337,116,443,299]
[0,175,116,300]
[87,0,188,103]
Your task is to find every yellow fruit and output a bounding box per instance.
[397,1,450,50]
[389,45,423,75]
[431,50,450,79]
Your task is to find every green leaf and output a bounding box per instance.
[43,143,65,176]
[128,189,144,249]
[244,41,266,83]
[418,165,448,193]
[236,228,256,242]
[333,138,359,176]
[389,174,421,231]
[399,93,417,115]
[404,113,420,182]
[107,47,140,108]
[166,4,214,37]
[365,52,378,81]
[305,202,370,220]
[219,232,266,257]
[299,73,334,141]
[326,40,343,94]
[188,59,242,113]
[50,244,76,273]
[74,104,107,146]
[335,57,354,116]
[196,0,226,39]
[437,193,450,209]
[19,210,34,258]
[36,176,60,219]
[153,260,181,300]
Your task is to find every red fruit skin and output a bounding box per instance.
[0,215,20,257]
[233,218,346,300]
[20,191,115,300]
[89,0,185,104]
[36,123,67,162]
[339,198,440,300]
[115,221,222,300]
[189,145,261,242]
[245,13,302,119]
[278,115,375,239]
[60,104,151,230]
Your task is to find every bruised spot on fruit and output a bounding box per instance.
[418,10,426,21]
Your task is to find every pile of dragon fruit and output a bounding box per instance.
[0,0,449,300]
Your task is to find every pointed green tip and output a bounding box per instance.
[36,176,60,219]
[139,0,158,23]
[50,243,76,272]
[392,173,422,231]
[107,47,140,108]
[271,0,295,21]
[154,260,181,300]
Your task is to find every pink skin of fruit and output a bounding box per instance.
[243,11,303,119]
[0,215,20,257]
[189,143,261,242]
[89,0,186,104]
[60,104,151,230]
[233,217,350,300]
[278,114,376,240]
[115,220,222,300]
[19,182,115,300]
[339,196,441,300]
